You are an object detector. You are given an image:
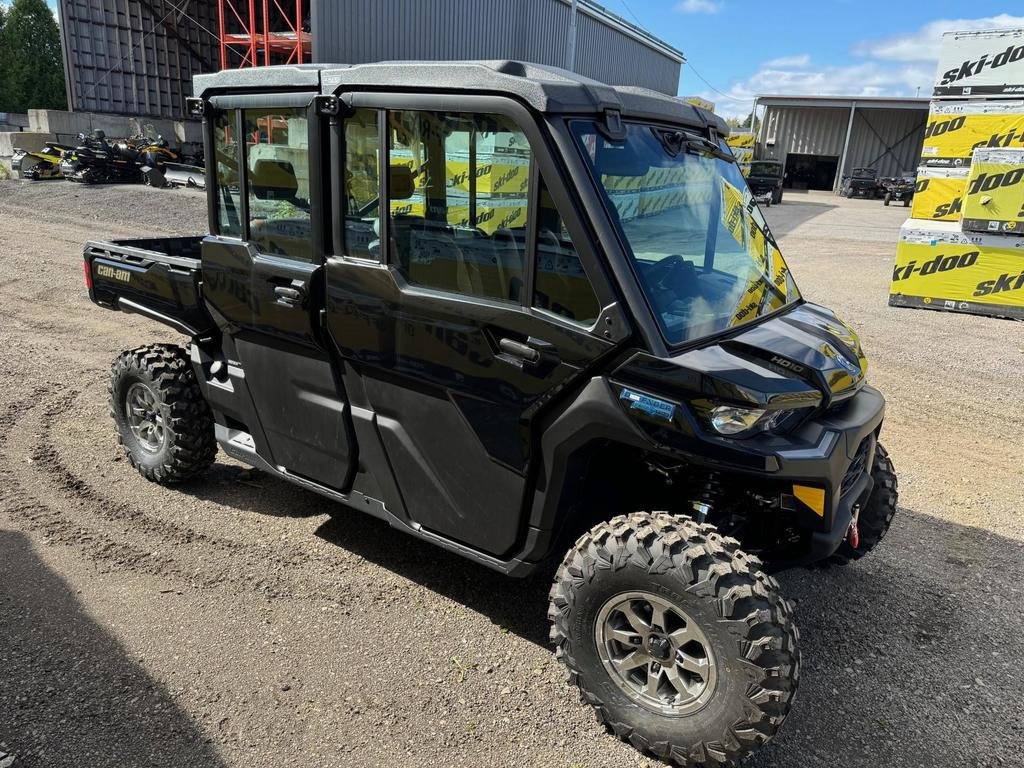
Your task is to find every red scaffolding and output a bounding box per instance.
[218,0,311,69]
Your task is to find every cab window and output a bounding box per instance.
[532,175,601,326]
[385,110,529,302]
[213,109,242,237]
[243,106,312,262]
[343,108,382,260]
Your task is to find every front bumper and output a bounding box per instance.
[773,385,885,561]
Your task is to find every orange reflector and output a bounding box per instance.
[792,485,826,517]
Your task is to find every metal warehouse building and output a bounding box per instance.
[57,0,683,120]
[755,95,930,192]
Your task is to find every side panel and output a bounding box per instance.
[326,260,608,555]
[202,237,354,490]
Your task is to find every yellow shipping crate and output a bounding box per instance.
[921,100,1024,168]
[910,167,970,221]
[961,148,1024,235]
[726,132,755,150]
[889,220,1024,319]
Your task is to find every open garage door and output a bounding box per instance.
[784,154,838,191]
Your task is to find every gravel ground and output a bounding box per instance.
[0,181,1022,768]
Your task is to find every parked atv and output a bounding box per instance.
[881,173,916,207]
[746,159,785,204]
[83,62,898,768]
[841,167,880,198]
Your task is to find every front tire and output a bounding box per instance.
[829,443,898,564]
[109,344,217,483]
[549,513,799,766]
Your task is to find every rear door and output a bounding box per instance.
[325,96,623,557]
[202,96,355,490]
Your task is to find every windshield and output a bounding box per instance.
[571,120,799,345]
[749,161,782,177]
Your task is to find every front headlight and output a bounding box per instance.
[702,403,806,437]
[709,405,765,435]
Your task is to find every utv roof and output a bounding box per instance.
[193,60,728,135]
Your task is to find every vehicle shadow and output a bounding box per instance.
[748,508,1023,768]
[763,198,837,239]
[177,466,1022,766]
[0,530,226,768]
[180,462,555,645]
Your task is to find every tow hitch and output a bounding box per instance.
[847,504,861,549]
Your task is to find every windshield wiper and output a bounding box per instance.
[686,136,735,163]
[653,129,734,163]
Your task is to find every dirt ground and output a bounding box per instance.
[1,181,1022,768]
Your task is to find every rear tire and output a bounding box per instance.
[109,344,216,483]
[549,512,799,767]
[829,443,898,564]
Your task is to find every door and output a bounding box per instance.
[326,101,618,557]
[203,100,355,490]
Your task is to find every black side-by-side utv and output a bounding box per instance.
[83,61,897,767]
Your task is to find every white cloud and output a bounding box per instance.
[676,0,723,15]
[686,14,1024,120]
[854,14,1024,62]
[686,57,934,120]
[763,54,811,68]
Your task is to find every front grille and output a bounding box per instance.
[840,436,872,496]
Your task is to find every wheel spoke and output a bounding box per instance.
[619,602,651,634]
[664,665,697,697]
[612,650,649,673]
[677,651,709,676]
[607,628,642,646]
[649,601,669,632]
[669,625,695,648]
[644,663,663,697]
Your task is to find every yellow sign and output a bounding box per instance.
[684,96,716,113]
[910,170,969,221]
[889,222,1024,318]
[962,149,1024,234]
[721,179,747,247]
[921,101,1024,168]
[726,132,755,150]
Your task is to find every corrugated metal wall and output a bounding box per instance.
[58,0,219,118]
[758,104,927,181]
[311,0,682,95]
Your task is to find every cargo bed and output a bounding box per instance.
[84,236,214,336]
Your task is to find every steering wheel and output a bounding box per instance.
[645,254,688,289]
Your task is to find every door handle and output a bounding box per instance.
[273,285,304,304]
[498,337,541,365]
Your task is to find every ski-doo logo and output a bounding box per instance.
[940,44,1024,85]
[968,168,1024,195]
[934,197,962,219]
[975,269,1024,297]
[892,250,979,282]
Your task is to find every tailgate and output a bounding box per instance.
[85,236,214,336]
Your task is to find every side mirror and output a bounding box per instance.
[388,164,415,200]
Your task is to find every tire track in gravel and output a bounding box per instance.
[2,386,360,604]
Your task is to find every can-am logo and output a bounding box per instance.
[96,264,131,283]
[940,44,1024,85]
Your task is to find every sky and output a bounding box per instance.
[604,0,1024,119]
[22,0,1024,121]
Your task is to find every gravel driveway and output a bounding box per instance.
[0,181,1021,768]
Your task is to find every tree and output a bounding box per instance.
[0,4,8,110]
[0,0,67,113]
[727,110,761,135]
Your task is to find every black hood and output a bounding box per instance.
[615,303,868,411]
